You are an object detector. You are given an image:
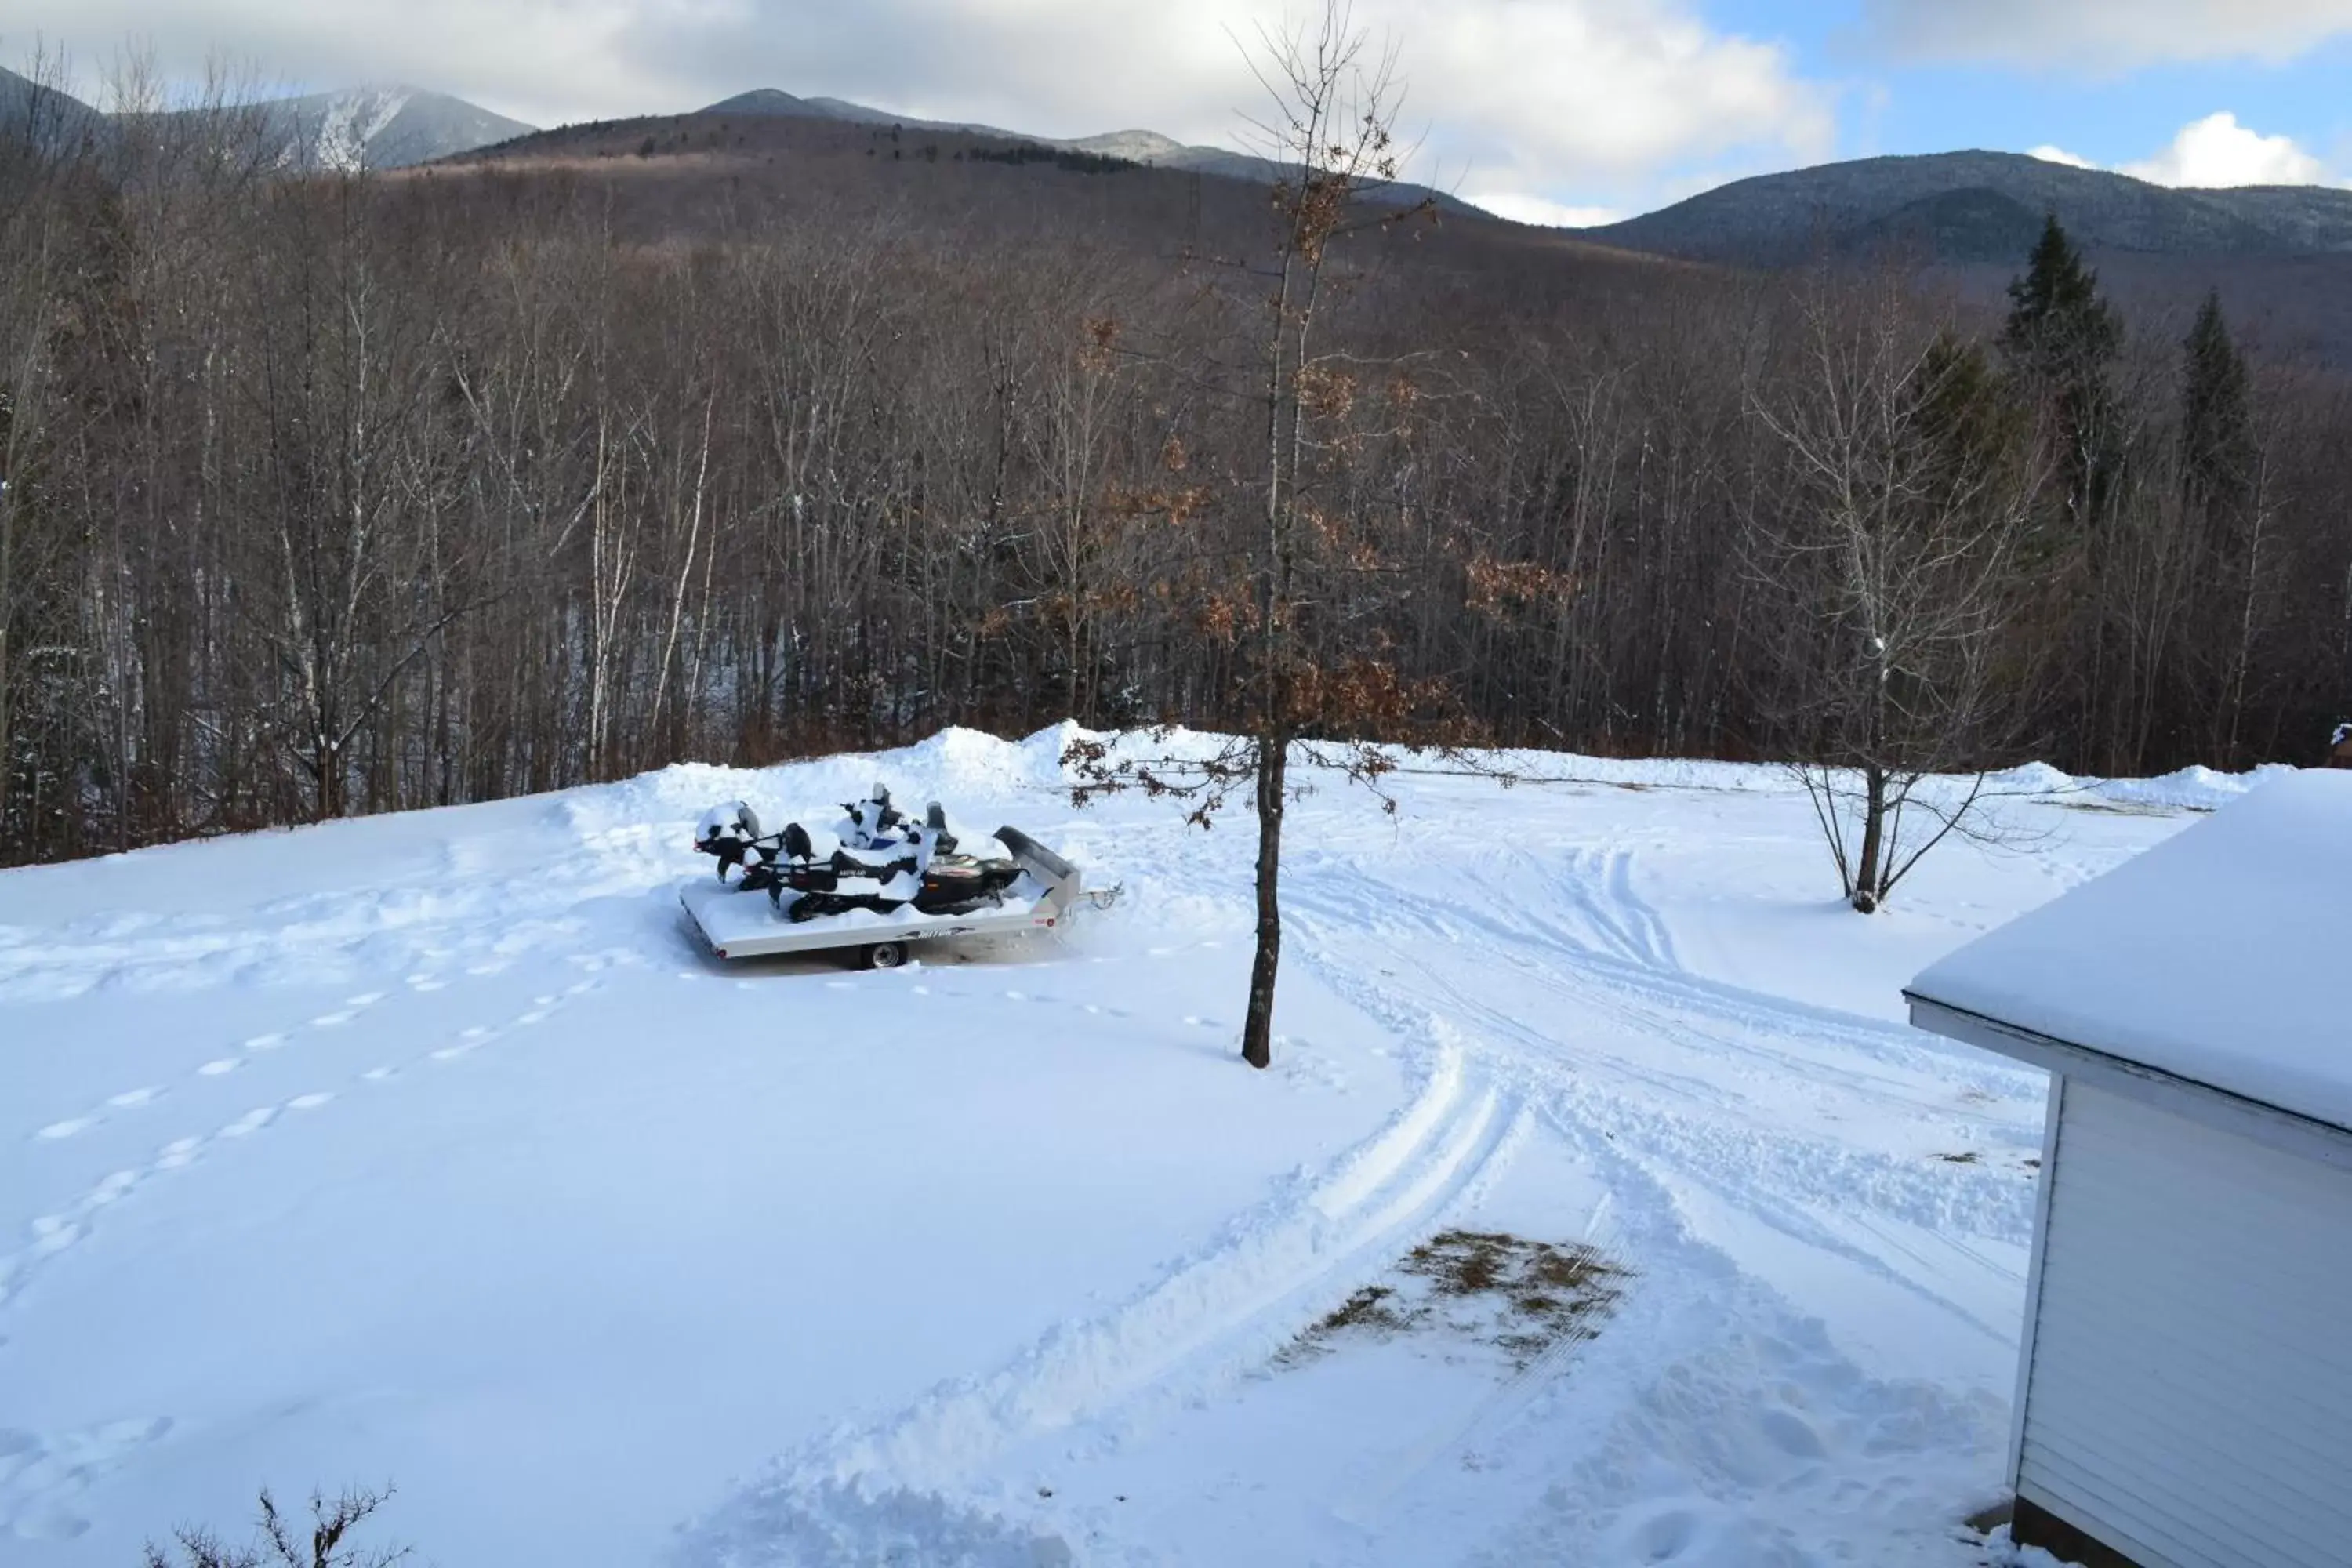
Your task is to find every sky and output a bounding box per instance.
[9,0,2352,224]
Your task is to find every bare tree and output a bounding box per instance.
[145,1485,407,1568]
[1747,272,2048,912]
[1069,1,1443,1069]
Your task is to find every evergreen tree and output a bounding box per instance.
[2001,212,2123,532]
[2180,288,2254,514]
[1912,330,2020,487]
[2002,213,2122,373]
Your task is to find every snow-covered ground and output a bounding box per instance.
[0,729,2274,1566]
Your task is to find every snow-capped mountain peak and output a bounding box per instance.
[255,84,533,172]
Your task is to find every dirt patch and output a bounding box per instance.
[1281,1229,1627,1372]
[2047,799,2187,818]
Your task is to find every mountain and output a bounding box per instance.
[1581,151,2352,263]
[241,86,535,172]
[691,88,1475,213]
[0,73,531,171]
[0,64,107,153]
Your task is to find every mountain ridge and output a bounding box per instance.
[689,86,1473,212]
[1577,149,2352,263]
[13,67,2352,262]
[0,67,534,170]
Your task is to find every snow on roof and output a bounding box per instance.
[1909,769,2352,1134]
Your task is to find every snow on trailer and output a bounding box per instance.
[679,785,1110,967]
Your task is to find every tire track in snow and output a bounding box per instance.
[681,1036,1526,1565]
[1278,843,2032,1560]
[1282,837,2037,1354]
[1287,892,2032,1339]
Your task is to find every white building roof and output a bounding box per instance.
[1908,769,2352,1134]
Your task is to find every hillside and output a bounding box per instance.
[1582,150,2352,263]
[245,85,535,171]
[0,724,2259,1562]
[686,85,1477,213]
[430,108,1640,287]
[0,65,106,152]
[0,70,532,169]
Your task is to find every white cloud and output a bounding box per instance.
[8,0,1833,211]
[1466,194,1628,228]
[2030,113,2340,188]
[2125,112,2329,187]
[1860,0,2352,68]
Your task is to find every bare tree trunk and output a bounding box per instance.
[1851,763,1886,913]
[1243,733,1285,1071]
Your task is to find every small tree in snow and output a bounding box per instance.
[1748,270,2049,913]
[1067,0,1451,1068]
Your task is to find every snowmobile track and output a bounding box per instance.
[684,1040,1526,1562]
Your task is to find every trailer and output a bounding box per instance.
[679,826,1111,969]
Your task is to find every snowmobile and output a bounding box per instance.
[694,789,1029,924]
[681,786,1114,968]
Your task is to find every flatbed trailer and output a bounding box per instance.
[679,826,1107,968]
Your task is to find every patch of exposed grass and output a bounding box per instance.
[1322,1284,1408,1333]
[1281,1229,1627,1372]
[2049,799,2184,818]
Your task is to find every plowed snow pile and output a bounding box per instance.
[0,730,2256,1565]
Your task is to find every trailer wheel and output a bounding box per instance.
[862,941,908,971]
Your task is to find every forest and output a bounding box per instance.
[2,64,2349,867]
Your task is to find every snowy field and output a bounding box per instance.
[0,728,2274,1566]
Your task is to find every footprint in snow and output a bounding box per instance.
[85,1171,138,1206]
[0,1415,175,1543]
[345,992,385,1007]
[242,1033,287,1052]
[361,1067,396,1082]
[155,1137,202,1169]
[287,1093,335,1112]
[218,1107,276,1138]
[29,1215,85,1256]
[514,1010,549,1025]
[107,1087,162,1108]
[197,1058,242,1076]
[310,1011,357,1027]
[34,1118,96,1142]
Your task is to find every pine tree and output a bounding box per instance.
[2002,213,2122,375]
[2001,212,2122,531]
[2180,288,2254,514]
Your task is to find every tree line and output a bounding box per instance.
[2,59,2349,867]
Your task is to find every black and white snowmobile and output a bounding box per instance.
[692,790,1025,923]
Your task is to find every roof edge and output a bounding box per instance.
[1905,991,2352,1171]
